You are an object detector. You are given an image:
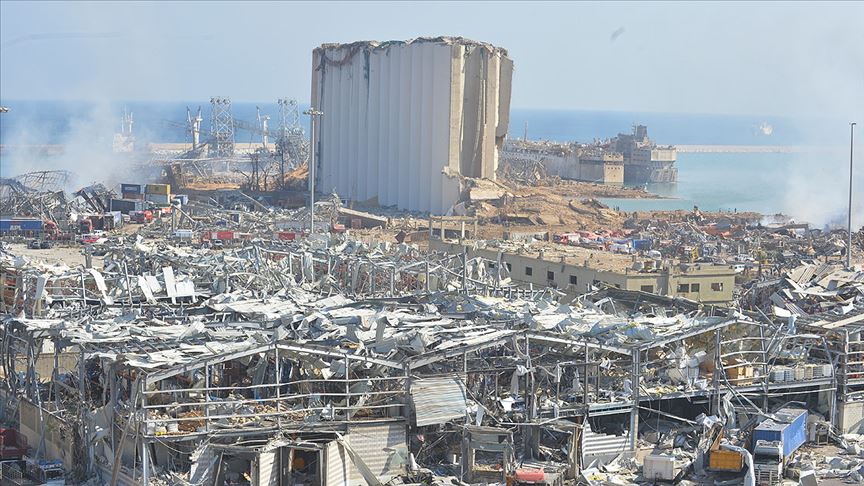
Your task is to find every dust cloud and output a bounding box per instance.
[0,100,140,191]
[779,140,864,230]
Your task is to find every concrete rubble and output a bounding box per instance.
[1,188,863,486]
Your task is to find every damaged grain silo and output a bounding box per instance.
[310,37,513,214]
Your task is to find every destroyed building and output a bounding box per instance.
[431,237,738,304]
[311,37,514,214]
[500,124,676,186]
[1,205,862,485]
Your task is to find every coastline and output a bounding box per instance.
[676,144,834,153]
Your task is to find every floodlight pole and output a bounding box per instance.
[304,107,323,234]
[848,122,857,270]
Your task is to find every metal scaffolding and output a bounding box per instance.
[209,96,235,158]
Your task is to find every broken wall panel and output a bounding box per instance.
[311,37,513,214]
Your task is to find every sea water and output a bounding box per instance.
[0,101,859,225]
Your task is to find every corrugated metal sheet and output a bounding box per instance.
[346,422,407,486]
[581,423,631,464]
[256,450,278,486]
[325,440,348,486]
[410,377,468,426]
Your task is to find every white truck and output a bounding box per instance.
[751,408,808,486]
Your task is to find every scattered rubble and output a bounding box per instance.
[1,179,863,486]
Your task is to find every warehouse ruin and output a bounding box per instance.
[1,33,862,486]
[1,192,863,485]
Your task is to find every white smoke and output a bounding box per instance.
[780,141,864,230]
[0,100,136,191]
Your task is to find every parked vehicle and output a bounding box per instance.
[752,408,808,485]
[80,234,100,244]
[27,240,41,249]
[79,219,93,234]
[130,210,153,224]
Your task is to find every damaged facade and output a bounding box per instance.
[1,205,862,486]
[311,37,514,214]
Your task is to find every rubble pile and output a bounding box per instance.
[744,261,864,318]
[1,181,864,486]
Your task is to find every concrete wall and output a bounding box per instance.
[0,351,79,382]
[312,38,513,214]
[603,163,624,184]
[630,147,652,166]
[430,240,736,303]
[651,148,677,163]
[839,401,864,434]
[539,152,580,180]
[578,161,606,184]
[19,398,75,464]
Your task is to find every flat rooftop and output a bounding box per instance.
[453,238,733,275]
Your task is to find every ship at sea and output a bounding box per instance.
[500,124,677,185]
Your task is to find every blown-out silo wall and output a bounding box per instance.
[311,37,513,214]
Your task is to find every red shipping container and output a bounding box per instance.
[277,231,296,241]
[215,231,234,240]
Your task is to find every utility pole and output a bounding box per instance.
[304,107,324,234]
[848,122,857,270]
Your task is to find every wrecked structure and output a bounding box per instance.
[2,166,863,485]
[500,124,676,186]
[431,237,738,304]
[311,37,514,214]
[2,213,862,486]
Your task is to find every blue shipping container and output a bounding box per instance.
[121,183,143,194]
[633,239,653,251]
[0,218,43,231]
[752,408,808,459]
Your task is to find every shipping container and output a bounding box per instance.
[633,239,653,251]
[110,198,144,214]
[276,231,296,241]
[145,183,171,195]
[709,449,745,472]
[122,192,144,200]
[752,408,808,459]
[215,231,234,240]
[145,194,171,205]
[0,218,43,232]
[120,183,143,194]
[108,211,123,227]
[708,429,745,472]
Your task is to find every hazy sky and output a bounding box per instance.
[1,1,862,118]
